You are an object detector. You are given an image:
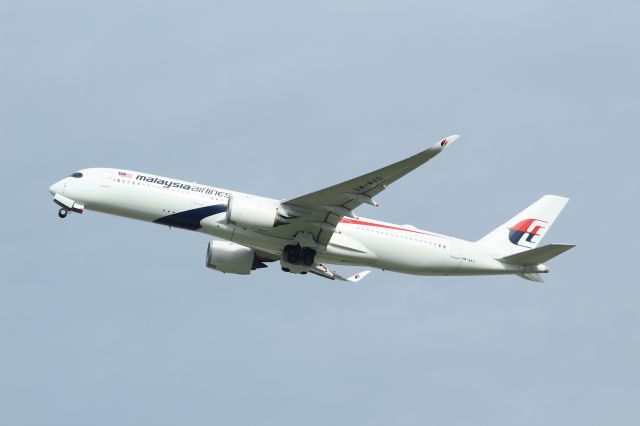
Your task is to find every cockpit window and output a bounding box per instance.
[70,172,83,178]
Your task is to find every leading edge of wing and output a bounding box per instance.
[282,134,460,211]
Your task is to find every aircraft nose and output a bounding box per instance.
[49,180,63,195]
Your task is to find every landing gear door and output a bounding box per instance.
[101,171,114,187]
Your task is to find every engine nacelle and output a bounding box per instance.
[226,195,285,229]
[206,240,259,275]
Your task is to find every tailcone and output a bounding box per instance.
[522,264,549,274]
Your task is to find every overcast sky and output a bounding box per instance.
[1,1,639,425]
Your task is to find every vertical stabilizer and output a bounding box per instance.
[477,195,569,256]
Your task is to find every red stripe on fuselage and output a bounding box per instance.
[339,218,440,237]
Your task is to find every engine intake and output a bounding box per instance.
[226,195,287,229]
[205,241,265,275]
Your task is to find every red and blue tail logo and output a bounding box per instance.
[508,218,548,248]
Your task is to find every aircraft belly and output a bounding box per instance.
[200,216,234,240]
[226,228,290,257]
[324,232,376,263]
[339,228,433,273]
[343,228,473,275]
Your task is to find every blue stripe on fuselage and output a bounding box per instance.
[154,204,227,230]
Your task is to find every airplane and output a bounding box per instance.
[48,135,574,283]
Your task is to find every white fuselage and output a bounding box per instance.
[49,168,524,277]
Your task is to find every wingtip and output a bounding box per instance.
[437,134,460,148]
[543,194,570,200]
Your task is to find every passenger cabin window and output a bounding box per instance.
[70,172,83,178]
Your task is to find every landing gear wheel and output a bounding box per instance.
[301,248,316,266]
[58,208,68,218]
[283,244,316,268]
[286,245,301,264]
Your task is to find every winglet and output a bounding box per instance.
[337,270,371,283]
[435,134,460,149]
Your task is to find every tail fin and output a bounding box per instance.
[477,195,569,255]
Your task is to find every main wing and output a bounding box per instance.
[260,135,460,249]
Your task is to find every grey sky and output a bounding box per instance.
[1,1,639,425]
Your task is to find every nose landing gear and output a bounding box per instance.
[52,193,84,219]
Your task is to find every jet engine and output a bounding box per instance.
[205,241,266,275]
[226,195,287,229]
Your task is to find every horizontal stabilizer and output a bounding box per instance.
[517,273,544,283]
[309,264,371,283]
[337,270,371,283]
[500,244,575,266]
